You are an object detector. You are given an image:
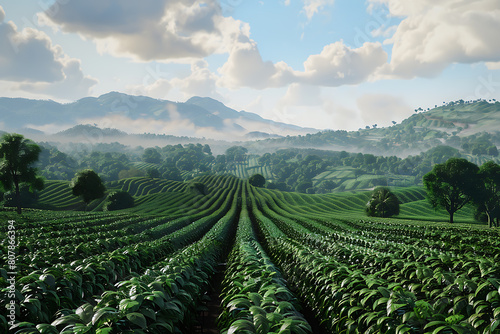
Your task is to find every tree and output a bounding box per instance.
[295,180,313,193]
[423,158,479,223]
[476,161,500,227]
[249,174,265,187]
[0,133,44,214]
[142,148,162,163]
[105,191,134,211]
[71,169,106,210]
[146,168,160,179]
[366,187,400,218]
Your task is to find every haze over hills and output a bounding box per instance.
[0,92,316,140]
[2,94,499,158]
[242,99,500,157]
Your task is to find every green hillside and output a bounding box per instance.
[249,100,500,157]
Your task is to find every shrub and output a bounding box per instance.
[105,191,134,211]
[366,187,399,217]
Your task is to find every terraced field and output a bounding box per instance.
[1,175,499,333]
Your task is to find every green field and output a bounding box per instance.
[1,175,499,333]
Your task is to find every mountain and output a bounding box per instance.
[0,92,317,140]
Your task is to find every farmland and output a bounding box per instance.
[1,174,500,333]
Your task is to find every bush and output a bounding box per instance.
[249,174,266,187]
[295,181,313,193]
[366,187,399,218]
[188,182,208,196]
[105,191,134,211]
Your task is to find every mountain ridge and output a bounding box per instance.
[0,92,317,139]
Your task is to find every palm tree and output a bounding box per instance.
[366,187,400,218]
[0,133,44,214]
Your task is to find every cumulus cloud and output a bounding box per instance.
[41,0,249,61]
[219,39,387,89]
[17,57,98,100]
[371,0,500,78]
[218,38,295,89]
[0,5,97,99]
[0,20,64,82]
[171,60,223,100]
[299,41,387,86]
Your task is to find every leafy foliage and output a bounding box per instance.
[0,133,44,213]
[104,191,134,211]
[248,173,265,187]
[366,187,400,217]
[70,169,106,208]
[423,158,480,223]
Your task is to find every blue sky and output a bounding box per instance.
[0,0,499,134]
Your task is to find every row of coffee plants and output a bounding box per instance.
[218,183,312,334]
[1,176,242,331]
[11,189,241,333]
[249,187,500,333]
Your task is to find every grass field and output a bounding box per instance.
[1,175,499,333]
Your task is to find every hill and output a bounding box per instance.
[248,100,500,157]
[0,92,317,141]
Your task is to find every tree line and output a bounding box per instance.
[365,158,500,227]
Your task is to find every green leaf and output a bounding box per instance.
[228,319,255,334]
[119,299,140,312]
[348,306,364,317]
[91,307,118,326]
[396,324,412,334]
[254,313,270,334]
[52,314,81,327]
[126,312,147,329]
[431,325,449,334]
[35,324,59,334]
[76,303,94,324]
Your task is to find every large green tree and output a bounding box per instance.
[366,187,400,218]
[0,133,44,214]
[423,158,479,224]
[71,169,106,210]
[476,161,500,228]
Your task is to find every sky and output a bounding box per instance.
[1,0,499,133]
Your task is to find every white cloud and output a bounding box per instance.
[356,93,411,127]
[299,41,387,86]
[219,40,387,89]
[322,99,363,131]
[127,60,222,101]
[0,6,97,100]
[41,0,250,62]
[17,57,98,101]
[218,38,295,89]
[171,60,223,100]
[371,0,500,78]
[0,21,64,82]
[279,83,322,107]
[302,0,335,20]
[486,62,500,70]
[128,79,172,100]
